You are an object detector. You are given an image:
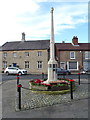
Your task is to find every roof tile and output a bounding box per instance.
[1,40,50,51]
[56,43,90,51]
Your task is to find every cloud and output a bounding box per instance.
[0,0,40,44]
[35,0,89,2]
[0,0,39,15]
[18,3,88,39]
[53,3,88,34]
[0,1,88,45]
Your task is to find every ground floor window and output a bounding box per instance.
[37,61,43,69]
[68,61,78,70]
[25,61,29,68]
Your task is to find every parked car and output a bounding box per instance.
[56,68,71,75]
[80,70,86,74]
[4,67,27,75]
[85,69,90,74]
[80,68,90,74]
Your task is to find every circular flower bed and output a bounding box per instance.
[29,78,75,92]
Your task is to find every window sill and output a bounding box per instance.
[70,58,76,60]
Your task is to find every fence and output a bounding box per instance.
[16,74,89,110]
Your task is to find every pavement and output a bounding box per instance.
[0,78,89,119]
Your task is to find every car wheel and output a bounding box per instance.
[6,71,9,75]
[18,72,22,76]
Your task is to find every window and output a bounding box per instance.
[68,61,78,70]
[85,51,90,59]
[25,52,29,57]
[37,61,43,69]
[3,61,7,68]
[3,52,7,57]
[83,62,90,70]
[70,51,75,59]
[8,67,17,70]
[13,52,17,57]
[25,61,29,68]
[37,51,42,56]
[60,62,65,69]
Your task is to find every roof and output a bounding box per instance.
[56,43,90,51]
[1,40,90,51]
[1,40,50,51]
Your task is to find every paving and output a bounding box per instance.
[1,78,89,118]
[20,80,88,110]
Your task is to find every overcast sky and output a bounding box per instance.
[0,0,89,46]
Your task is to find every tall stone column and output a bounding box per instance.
[44,7,57,84]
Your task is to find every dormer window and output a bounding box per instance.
[70,51,75,59]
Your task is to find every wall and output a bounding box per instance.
[58,50,83,71]
[1,50,49,74]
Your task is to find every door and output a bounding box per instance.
[13,63,17,67]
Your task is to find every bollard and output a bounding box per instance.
[16,74,20,85]
[78,73,80,85]
[16,74,20,92]
[17,84,22,110]
[42,72,44,79]
[63,74,66,79]
[69,79,74,99]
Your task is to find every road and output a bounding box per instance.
[1,73,90,82]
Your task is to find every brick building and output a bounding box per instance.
[0,35,90,74]
[56,36,90,72]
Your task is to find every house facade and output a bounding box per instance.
[0,35,90,74]
[56,36,90,72]
[0,36,50,74]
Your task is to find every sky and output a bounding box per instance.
[0,0,89,46]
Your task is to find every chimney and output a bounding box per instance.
[72,36,79,46]
[22,32,25,41]
[62,41,65,43]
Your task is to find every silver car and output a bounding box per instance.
[56,68,71,75]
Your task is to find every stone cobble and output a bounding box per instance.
[20,79,88,110]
